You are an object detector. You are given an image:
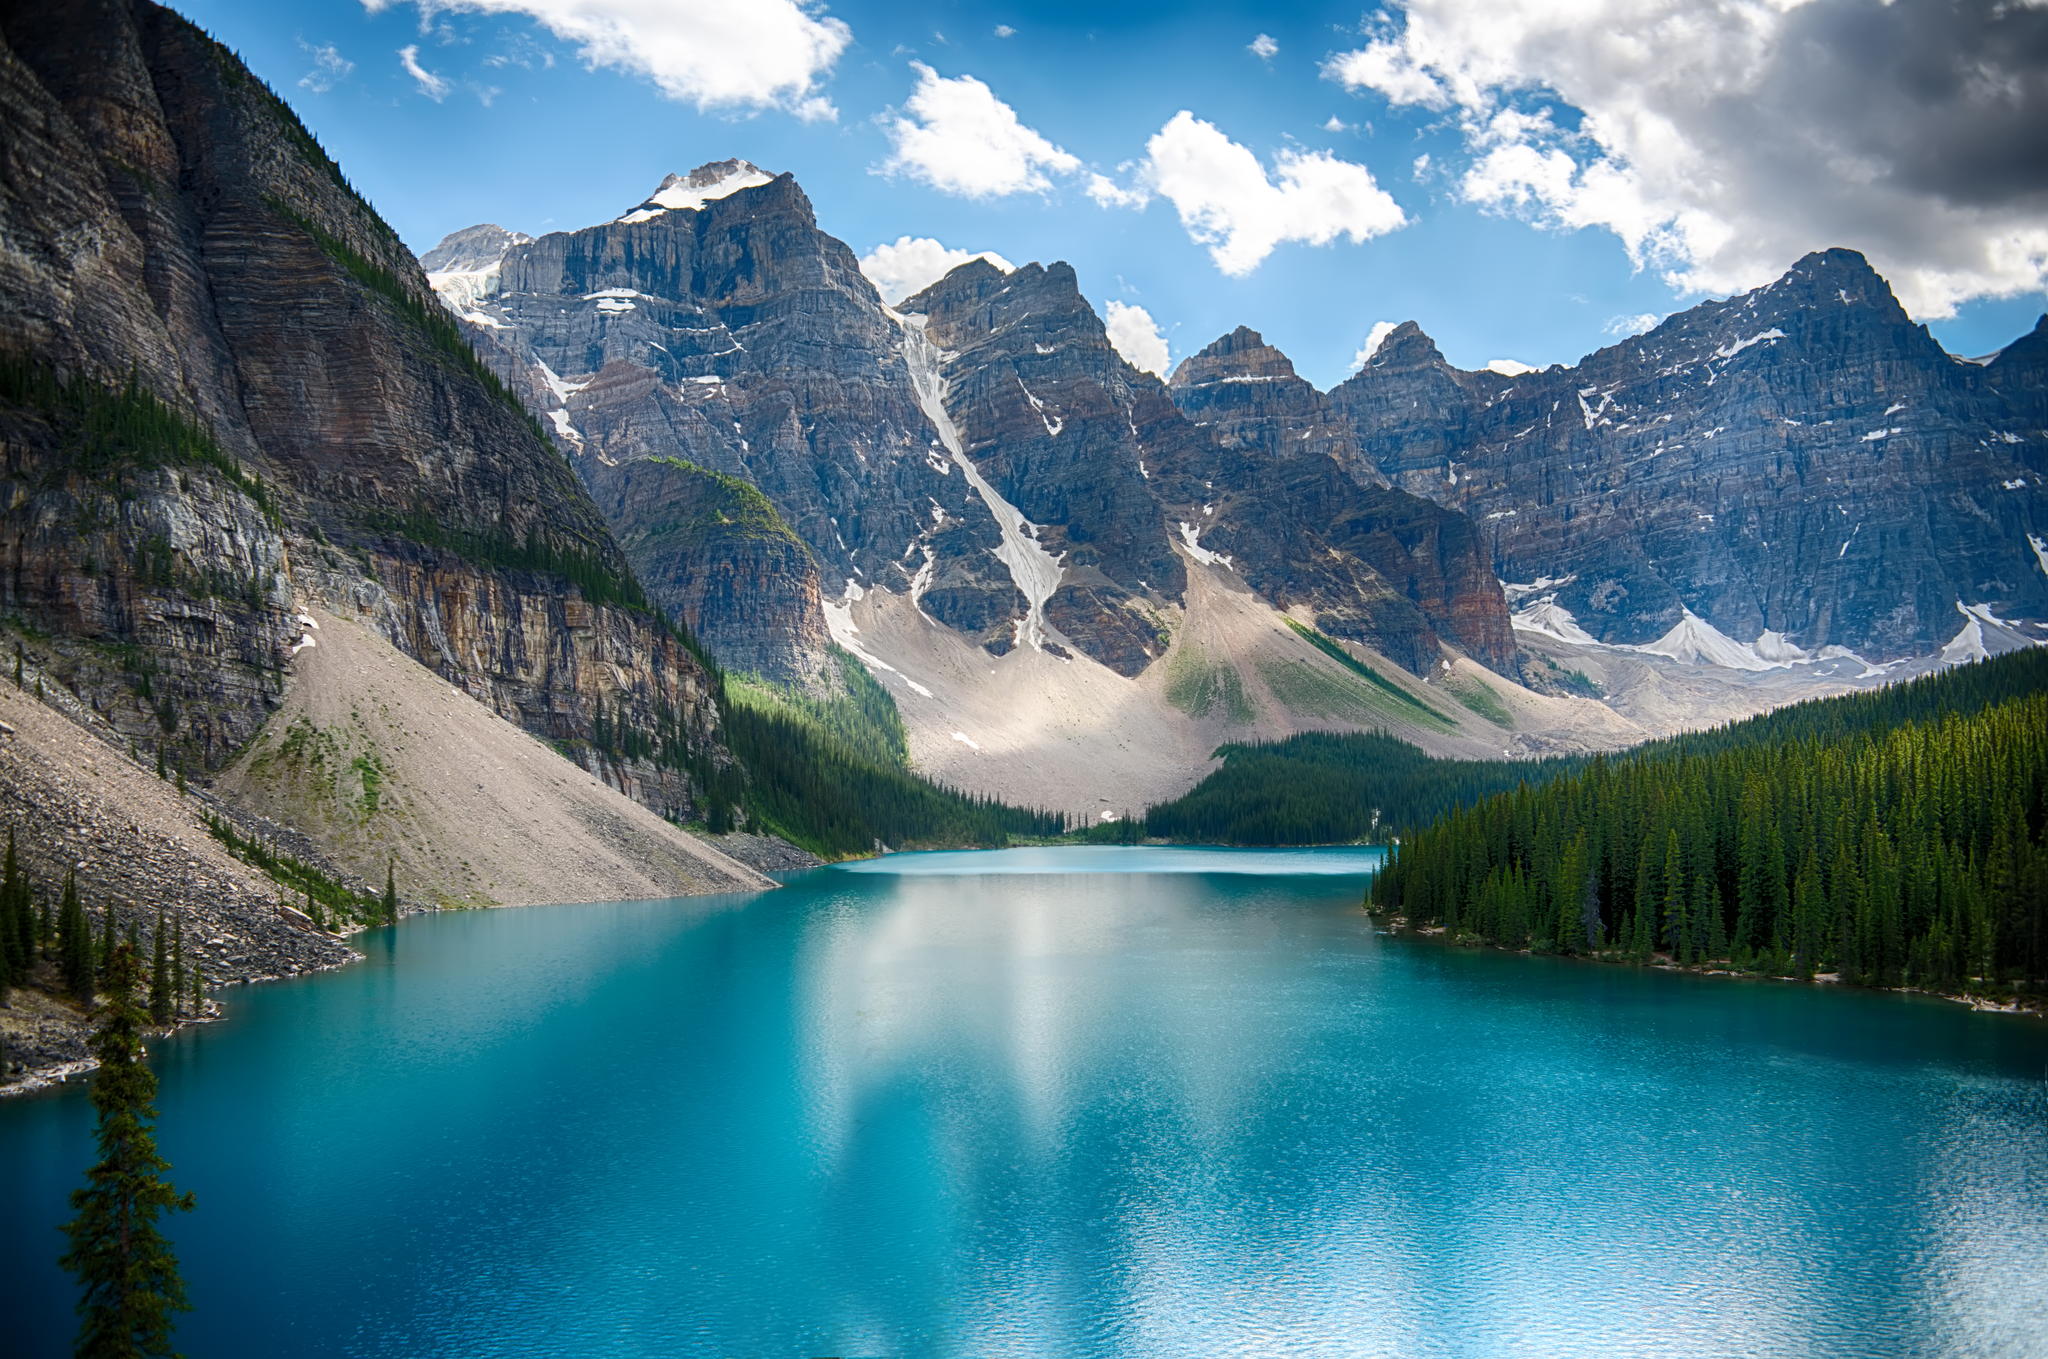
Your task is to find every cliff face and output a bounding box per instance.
[0,0,722,815]
[437,177,1517,686]
[582,456,831,690]
[436,165,1015,682]
[1165,328,1517,675]
[904,260,1183,675]
[1330,250,2048,659]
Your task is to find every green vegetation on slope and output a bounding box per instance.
[1165,647,1254,723]
[634,458,808,549]
[0,352,279,526]
[1373,650,2048,999]
[726,649,911,772]
[706,692,1064,858]
[1136,732,1581,846]
[1281,620,1454,728]
[371,503,654,615]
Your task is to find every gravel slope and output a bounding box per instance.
[216,610,772,907]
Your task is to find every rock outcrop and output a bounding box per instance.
[431,165,1016,682]
[1166,327,1516,676]
[0,0,724,816]
[1331,249,2048,658]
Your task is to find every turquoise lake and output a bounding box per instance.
[3,845,2046,1357]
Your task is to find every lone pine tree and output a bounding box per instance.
[60,940,194,1359]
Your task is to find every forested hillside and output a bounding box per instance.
[1372,651,2048,998]
[1126,733,1581,846]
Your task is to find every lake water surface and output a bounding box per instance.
[3,846,2045,1357]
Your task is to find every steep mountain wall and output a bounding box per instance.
[0,0,724,816]
[1331,250,2048,658]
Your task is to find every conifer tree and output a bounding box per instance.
[170,920,186,1017]
[59,869,93,1002]
[94,904,115,985]
[148,913,172,1026]
[60,941,194,1358]
[0,830,22,997]
[382,861,398,927]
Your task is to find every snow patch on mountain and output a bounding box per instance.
[1176,522,1233,569]
[1511,598,1598,645]
[897,311,1066,650]
[1630,609,1778,671]
[617,162,773,225]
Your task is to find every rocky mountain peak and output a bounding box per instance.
[617,159,776,224]
[419,223,529,274]
[1172,326,1302,389]
[1366,321,1449,372]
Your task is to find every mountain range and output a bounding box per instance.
[425,159,2047,812]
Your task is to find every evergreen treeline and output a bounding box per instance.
[2,828,207,1020]
[1372,651,2048,996]
[709,696,1063,858]
[1130,731,1583,845]
[0,350,279,525]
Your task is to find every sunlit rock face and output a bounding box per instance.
[441,180,1514,682]
[1330,250,2048,659]
[1165,329,1516,676]
[0,1,723,815]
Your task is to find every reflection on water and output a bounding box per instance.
[0,847,2043,1358]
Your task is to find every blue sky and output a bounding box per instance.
[181,0,2047,388]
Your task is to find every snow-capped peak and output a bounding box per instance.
[617,160,774,225]
[421,223,531,311]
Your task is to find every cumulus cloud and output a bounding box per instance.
[1322,0,2048,317]
[298,41,355,93]
[398,44,450,100]
[362,0,850,118]
[1103,301,1171,376]
[881,63,1081,197]
[1322,115,1351,133]
[1116,112,1407,276]
[1086,172,1150,210]
[1248,33,1278,60]
[1351,320,1399,370]
[1604,312,1662,338]
[994,24,1015,38]
[859,235,1015,305]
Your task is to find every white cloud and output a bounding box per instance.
[1604,312,1661,338]
[1351,320,1399,370]
[1484,358,1535,375]
[363,0,850,118]
[1133,112,1408,276]
[397,44,449,100]
[1248,33,1278,60]
[1086,172,1150,210]
[993,24,1015,38]
[859,235,1015,305]
[1103,300,1170,376]
[1322,0,2048,317]
[1322,115,1351,133]
[298,41,355,93]
[881,63,1080,198]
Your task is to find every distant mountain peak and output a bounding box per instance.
[1173,326,1302,388]
[1370,321,1446,370]
[419,223,530,275]
[617,160,774,224]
